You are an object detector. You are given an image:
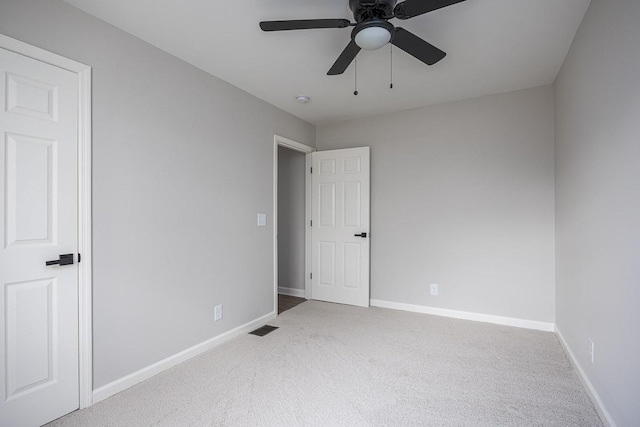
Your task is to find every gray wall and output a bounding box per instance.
[555,0,640,424]
[0,0,315,388]
[277,147,306,291]
[317,86,556,322]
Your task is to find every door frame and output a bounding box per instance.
[0,34,93,409]
[273,135,315,313]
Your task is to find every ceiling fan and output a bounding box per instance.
[260,0,467,76]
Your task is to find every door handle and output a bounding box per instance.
[46,254,74,266]
[354,233,367,238]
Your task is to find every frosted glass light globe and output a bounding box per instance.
[355,26,391,50]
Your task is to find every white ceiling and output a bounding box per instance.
[64,0,590,125]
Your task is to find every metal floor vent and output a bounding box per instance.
[249,325,279,337]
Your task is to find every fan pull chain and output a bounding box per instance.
[354,58,359,96]
[390,44,394,89]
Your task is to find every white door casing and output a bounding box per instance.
[0,45,82,426]
[311,147,370,307]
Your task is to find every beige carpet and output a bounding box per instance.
[50,301,602,426]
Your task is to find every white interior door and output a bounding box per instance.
[311,147,370,307]
[0,47,80,426]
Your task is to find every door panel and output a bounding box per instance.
[311,147,370,307]
[5,133,57,246]
[344,182,361,227]
[319,241,336,286]
[319,183,335,226]
[5,278,57,399]
[343,243,361,288]
[6,72,58,121]
[0,47,79,427]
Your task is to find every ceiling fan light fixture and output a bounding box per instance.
[260,0,466,76]
[354,26,391,50]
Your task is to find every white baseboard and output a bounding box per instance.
[555,326,616,427]
[369,299,555,332]
[278,286,305,298]
[92,311,277,404]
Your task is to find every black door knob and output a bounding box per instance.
[46,254,74,266]
[354,232,367,238]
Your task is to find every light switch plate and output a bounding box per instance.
[257,213,266,226]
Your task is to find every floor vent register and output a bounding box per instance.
[249,325,279,337]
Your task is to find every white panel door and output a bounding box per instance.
[0,47,80,426]
[311,147,370,307]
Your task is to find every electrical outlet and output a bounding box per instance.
[430,283,439,296]
[589,338,595,363]
[214,304,223,321]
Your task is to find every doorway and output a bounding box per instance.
[273,136,314,315]
[272,137,372,313]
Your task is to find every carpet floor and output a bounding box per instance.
[50,301,602,426]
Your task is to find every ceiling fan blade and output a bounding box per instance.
[391,28,446,65]
[394,0,466,20]
[327,40,361,75]
[260,19,351,32]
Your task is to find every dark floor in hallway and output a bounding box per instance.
[278,294,305,314]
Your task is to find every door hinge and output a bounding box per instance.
[310,167,313,173]
[310,220,312,226]
[310,272,313,279]
[78,253,81,263]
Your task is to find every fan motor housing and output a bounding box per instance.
[349,0,397,22]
